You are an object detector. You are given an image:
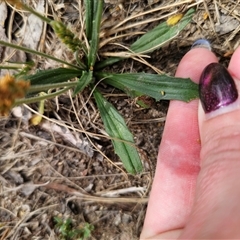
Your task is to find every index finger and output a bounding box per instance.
[141,47,218,239]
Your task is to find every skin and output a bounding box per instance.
[140,46,240,239]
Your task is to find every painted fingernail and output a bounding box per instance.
[199,63,238,113]
[191,39,211,51]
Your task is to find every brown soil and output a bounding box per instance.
[0,0,239,239]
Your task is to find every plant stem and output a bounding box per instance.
[15,87,72,105]
[0,65,22,70]
[0,40,80,70]
[74,51,87,69]
[27,81,78,93]
[22,3,51,23]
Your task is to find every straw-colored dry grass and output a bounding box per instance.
[1,0,240,239]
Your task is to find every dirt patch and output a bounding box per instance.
[1,0,240,239]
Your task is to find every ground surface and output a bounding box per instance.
[0,0,240,239]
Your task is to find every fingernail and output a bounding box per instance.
[191,39,211,51]
[199,63,238,113]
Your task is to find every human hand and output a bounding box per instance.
[140,40,240,239]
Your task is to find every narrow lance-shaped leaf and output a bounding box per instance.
[130,8,195,54]
[88,0,103,69]
[24,67,82,85]
[93,88,143,174]
[95,57,122,71]
[95,9,194,70]
[84,0,93,40]
[73,71,93,96]
[97,72,198,102]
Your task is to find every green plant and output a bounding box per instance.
[0,0,198,174]
[54,216,94,240]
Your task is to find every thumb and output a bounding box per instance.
[181,47,240,238]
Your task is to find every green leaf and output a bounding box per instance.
[130,8,195,54]
[84,0,93,40]
[97,72,198,102]
[73,71,93,96]
[25,68,82,85]
[93,88,143,174]
[95,57,122,70]
[88,0,103,69]
[95,9,195,70]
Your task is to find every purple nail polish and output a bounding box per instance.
[199,63,238,113]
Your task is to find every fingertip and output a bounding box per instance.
[175,48,218,83]
[199,47,240,123]
[198,47,240,135]
[228,46,240,79]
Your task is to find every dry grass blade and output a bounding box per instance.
[42,182,148,204]
[7,204,58,239]
[1,0,238,239]
[109,0,199,30]
[99,31,145,49]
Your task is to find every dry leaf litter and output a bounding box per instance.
[1,0,240,239]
